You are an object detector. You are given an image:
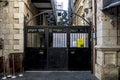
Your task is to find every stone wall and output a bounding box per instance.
[0,0,37,57]
[95,0,120,80]
[73,0,92,26]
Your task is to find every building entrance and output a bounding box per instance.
[24,10,92,71]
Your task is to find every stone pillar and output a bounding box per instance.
[95,0,120,80]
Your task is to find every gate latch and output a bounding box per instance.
[39,51,44,55]
[71,51,75,54]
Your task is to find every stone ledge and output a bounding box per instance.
[95,45,120,51]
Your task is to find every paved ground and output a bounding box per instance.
[1,71,98,80]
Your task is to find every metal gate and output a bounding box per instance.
[24,26,91,71]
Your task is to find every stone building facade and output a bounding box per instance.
[72,0,92,26]
[73,0,120,80]
[0,0,37,57]
[95,0,120,80]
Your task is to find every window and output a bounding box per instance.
[58,13,61,16]
[70,33,88,48]
[49,33,67,48]
[27,33,45,48]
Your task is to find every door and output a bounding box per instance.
[24,28,47,70]
[47,28,68,70]
[68,27,91,70]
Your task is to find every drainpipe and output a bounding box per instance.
[92,0,97,74]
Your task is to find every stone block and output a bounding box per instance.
[118,30,120,36]
[104,52,116,65]
[0,50,2,57]
[4,35,13,40]
[6,24,14,29]
[95,64,102,80]
[19,18,24,24]
[14,2,19,8]
[118,52,120,66]
[14,19,19,24]
[102,65,119,80]
[14,8,19,13]
[4,40,9,45]
[19,29,23,34]
[14,13,23,19]
[97,30,102,37]
[9,40,14,45]
[19,2,24,13]
[96,51,104,65]
[14,39,19,45]
[19,48,24,52]
[109,30,117,37]
[19,40,23,45]
[1,29,10,34]
[14,24,23,29]
[97,37,102,45]
[4,45,13,50]
[14,13,20,19]
[102,37,117,45]
[14,29,20,34]
[14,45,20,50]
[14,34,23,39]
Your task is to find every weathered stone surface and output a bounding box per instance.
[104,52,116,65]
[14,1,19,8]
[96,51,104,65]
[14,24,23,29]
[102,65,119,80]
[14,34,23,39]
[95,0,120,80]
[14,45,20,50]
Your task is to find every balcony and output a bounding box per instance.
[103,0,120,10]
[31,0,52,10]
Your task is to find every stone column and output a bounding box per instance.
[95,0,120,80]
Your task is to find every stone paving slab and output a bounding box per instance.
[1,71,98,80]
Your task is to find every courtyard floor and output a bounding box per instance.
[1,71,98,80]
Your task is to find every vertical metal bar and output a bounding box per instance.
[65,33,66,47]
[59,33,61,47]
[62,33,64,47]
[70,34,71,47]
[45,28,48,70]
[60,33,62,47]
[31,33,32,47]
[71,33,73,47]
[53,33,54,47]
[11,54,16,78]
[54,33,57,47]
[7,56,12,78]
[18,54,23,77]
[2,56,7,80]
[84,33,86,47]
[54,33,56,47]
